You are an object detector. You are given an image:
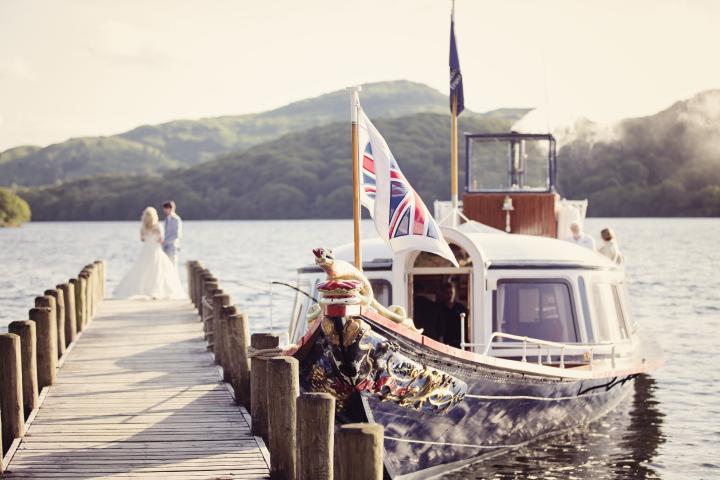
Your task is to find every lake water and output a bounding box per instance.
[1,218,718,479]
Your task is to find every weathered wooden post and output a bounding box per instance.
[187,260,198,305]
[83,265,94,320]
[297,392,335,480]
[213,293,231,370]
[80,270,91,325]
[226,310,251,407]
[0,333,25,455]
[59,282,77,346]
[267,356,299,480]
[202,280,219,350]
[7,321,38,419]
[70,277,84,333]
[44,288,66,358]
[250,333,280,440]
[29,307,57,389]
[194,267,208,315]
[0,413,3,473]
[335,423,384,480]
[36,295,62,360]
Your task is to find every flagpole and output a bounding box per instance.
[349,86,362,270]
[451,93,459,226]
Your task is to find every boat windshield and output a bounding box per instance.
[493,279,579,343]
[466,133,556,192]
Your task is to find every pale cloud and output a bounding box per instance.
[0,58,36,82]
[89,20,175,67]
[1,0,719,151]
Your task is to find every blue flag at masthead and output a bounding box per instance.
[449,14,464,115]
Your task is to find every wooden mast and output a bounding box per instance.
[450,0,459,226]
[350,87,362,269]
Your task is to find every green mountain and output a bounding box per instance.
[0,80,459,187]
[21,112,519,220]
[559,89,720,216]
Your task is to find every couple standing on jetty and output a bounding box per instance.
[113,201,185,300]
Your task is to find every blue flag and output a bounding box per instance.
[449,17,464,115]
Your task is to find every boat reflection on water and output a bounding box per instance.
[443,374,665,479]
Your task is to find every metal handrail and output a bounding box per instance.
[461,329,617,369]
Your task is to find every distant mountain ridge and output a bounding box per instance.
[1,80,524,187]
[20,111,519,220]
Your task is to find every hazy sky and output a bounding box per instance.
[1,0,719,150]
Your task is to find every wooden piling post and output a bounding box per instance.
[80,270,91,325]
[194,267,207,314]
[44,288,66,358]
[29,307,57,389]
[8,321,38,419]
[0,413,3,473]
[226,310,251,407]
[70,277,84,333]
[0,333,25,455]
[218,304,236,379]
[36,295,62,360]
[59,282,77,346]
[187,261,198,305]
[250,333,280,440]
[267,356,299,480]
[335,423,384,480]
[213,293,231,369]
[202,280,218,349]
[297,392,335,480]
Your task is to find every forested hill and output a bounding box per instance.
[0,81,494,187]
[21,112,516,220]
[558,89,720,216]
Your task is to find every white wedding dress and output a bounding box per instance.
[113,225,185,300]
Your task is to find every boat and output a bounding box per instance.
[281,129,662,478]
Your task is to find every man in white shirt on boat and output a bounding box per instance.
[565,222,596,251]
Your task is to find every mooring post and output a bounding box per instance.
[7,321,38,419]
[226,310,251,407]
[187,261,198,306]
[29,307,57,390]
[195,268,209,315]
[44,288,66,358]
[250,333,280,439]
[297,392,335,480]
[202,280,219,350]
[80,270,91,325]
[267,356,299,480]
[0,333,25,456]
[83,265,95,320]
[36,294,62,360]
[70,277,84,333]
[335,423,384,480]
[59,282,77,346]
[213,293,231,370]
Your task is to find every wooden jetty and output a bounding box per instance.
[1,260,384,480]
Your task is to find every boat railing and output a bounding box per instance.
[461,328,617,369]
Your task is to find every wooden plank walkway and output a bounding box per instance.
[3,299,270,479]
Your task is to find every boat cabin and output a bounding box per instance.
[289,225,635,364]
[434,132,587,240]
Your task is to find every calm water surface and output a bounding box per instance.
[0,218,718,479]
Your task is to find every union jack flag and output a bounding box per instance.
[357,108,457,266]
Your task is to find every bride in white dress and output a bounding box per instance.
[113,207,185,300]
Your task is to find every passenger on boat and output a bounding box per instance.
[565,222,596,250]
[436,281,468,348]
[599,227,624,264]
[413,295,442,340]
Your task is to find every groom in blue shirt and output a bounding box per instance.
[162,200,182,266]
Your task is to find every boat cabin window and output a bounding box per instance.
[493,279,579,343]
[370,279,392,307]
[466,134,557,192]
[590,283,629,342]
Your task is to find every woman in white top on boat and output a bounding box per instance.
[113,207,185,300]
